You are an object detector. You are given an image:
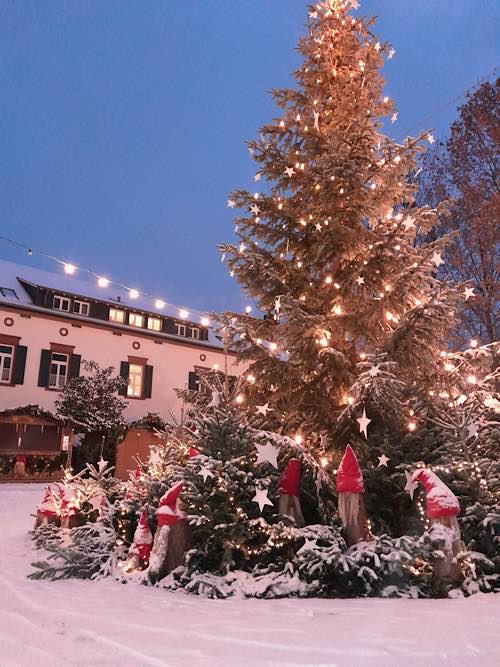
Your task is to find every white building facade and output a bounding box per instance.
[0,259,245,421]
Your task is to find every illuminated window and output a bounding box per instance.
[0,345,13,383]
[109,308,125,323]
[49,352,69,388]
[127,363,144,398]
[147,317,161,332]
[129,313,144,328]
[53,295,70,312]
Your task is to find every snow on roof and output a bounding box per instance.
[0,258,224,348]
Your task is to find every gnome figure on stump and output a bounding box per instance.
[412,468,462,588]
[35,486,59,528]
[336,445,371,545]
[278,458,305,527]
[148,481,192,583]
[124,510,153,572]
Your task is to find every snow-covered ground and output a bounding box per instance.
[1,484,499,667]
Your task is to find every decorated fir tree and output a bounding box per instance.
[219,0,463,451]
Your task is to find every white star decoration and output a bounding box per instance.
[250,204,261,216]
[315,222,322,232]
[374,41,381,52]
[369,365,381,378]
[313,110,320,132]
[431,251,444,268]
[357,408,371,439]
[427,133,435,144]
[388,48,396,59]
[377,454,390,467]
[402,217,416,232]
[255,442,280,468]
[356,276,365,285]
[198,466,214,483]
[97,457,108,473]
[391,112,398,124]
[252,488,273,513]
[227,199,236,208]
[207,391,221,408]
[463,287,475,301]
[254,173,261,182]
[148,448,161,467]
[348,0,360,9]
[404,470,419,500]
[255,403,272,416]
[284,166,296,178]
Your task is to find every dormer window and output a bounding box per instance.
[189,327,200,340]
[73,300,90,316]
[109,308,125,323]
[53,295,70,312]
[147,317,161,332]
[129,313,144,328]
[174,323,186,336]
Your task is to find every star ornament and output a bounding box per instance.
[431,251,444,268]
[297,538,317,555]
[250,204,261,216]
[402,217,416,232]
[388,48,396,59]
[463,286,475,301]
[254,173,261,182]
[377,454,390,467]
[356,276,365,285]
[227,199,236,208]
[357,408,371,439]
[148,448,162,467]
[427,133,435,144]
[284,166,296,178]
[198,466,214,483]
[368,365,381,378]
[252,487,273,513]
[404,470,419,500]
[391,112,398,124]
[255,442,280,468]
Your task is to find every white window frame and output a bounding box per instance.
[53,295,71,312]
[49,352,69,388]
[73,300,90,316]
[147,317,162,332]
[129,312,144,328]
[0,344,14,383]
[127,363,144,398]
[175,323,186,336]
[109,308,126,323]
[189,327,200,340]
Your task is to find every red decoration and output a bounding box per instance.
[37,486,58,518]
[129,511,153,562]
[336,445,364,494]
[412,469,460,519]
[279,458,301,496]
[157,481,184,527]
[188,447,200,458]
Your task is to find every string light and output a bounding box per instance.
[179,309,189,319]
[64,263,76,275]
[97,276,109,288]
[128,289,139,299]
[155,299,165,310]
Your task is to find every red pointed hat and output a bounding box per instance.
[129,510,153,561]
[38,485,58,517]
[279,458,301,496]
[336,445,364,493]
[188,447,200,458]
[412,469,460,519]
[157,481,185,527]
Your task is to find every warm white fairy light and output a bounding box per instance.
[179,309,189,319]
[325,275,333,284]
[247,374,256,384]
[97,276,109,288]
[359,352,366,360]
[245,306,252,313]
[408,421,417,432]
[269,342,278,351]
[294,434,303,445]
[64,263,76,275]
[129,289,139,299]
[155,299,165,310]
[201,317,210,326]
[235,394,244,404]
[332,305,342,315]
[320,456,328,467]
[467,374,477,385]
[212,363,219,370]
[469,338,478,348]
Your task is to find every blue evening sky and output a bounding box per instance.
[1,1,498,315]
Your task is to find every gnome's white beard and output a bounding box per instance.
[338,492,361,527]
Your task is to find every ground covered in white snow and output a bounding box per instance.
[1,484,499,667]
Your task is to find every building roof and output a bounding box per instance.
[0,258,225,349]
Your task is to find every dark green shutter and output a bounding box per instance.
[188,371,199,391]
[38,349,52,387]
[143,365,153,398]
[118,361,129,396]
[12,345,27,385]
[69,354,81,380]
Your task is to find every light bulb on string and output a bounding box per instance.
[64,263,76,275]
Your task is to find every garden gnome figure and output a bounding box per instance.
[14,454,27,477]
[278,458,305,527]
[124,510,153,572]
[35,485,59,528]
[336,444,371,545]
[411,468,462,588]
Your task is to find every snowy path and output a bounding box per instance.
[1,484,499,667]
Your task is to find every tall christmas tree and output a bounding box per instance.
[219,0,463,446]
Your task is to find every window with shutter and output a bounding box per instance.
[0,344,14,383]
[118,361,130,396]
[38,349,52,387]
[12,345,28,385]
[143,365,153,398]
[69,354,81,380]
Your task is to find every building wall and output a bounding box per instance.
[0,306,246,421]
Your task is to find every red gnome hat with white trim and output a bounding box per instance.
[411,469,460,519]
[129,510,153,562]
[157,481,184,527]
[279,458,301,496]
[38,486,57,518]
[336,445,364,494]
[188,447,200,458]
